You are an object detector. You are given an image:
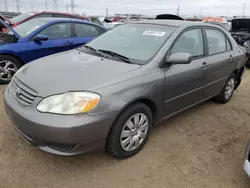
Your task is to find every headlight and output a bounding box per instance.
[37,92,100,114]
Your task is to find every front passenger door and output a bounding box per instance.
[25,23,72,62]
[163,28,207,117]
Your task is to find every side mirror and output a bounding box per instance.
[33,34,48,41]
[165,52,192,65]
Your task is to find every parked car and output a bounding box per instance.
[244,140,250,176]
[7,11,90,28]
[4,20,246,158]
[0,18,107,84]
[230,17,250,64]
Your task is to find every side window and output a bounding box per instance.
[226,38,232,51]
[74,23,100,37]
[38,23,71,39]
[205,29,226,55]
[171,29,204,58]
[52,14,73,19]
[35,14,52,18]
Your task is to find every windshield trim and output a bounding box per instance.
[85,23,177,65]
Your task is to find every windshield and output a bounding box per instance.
[10,12,35,24]
[232,19,250,31]
[85,24,176,62]
[8,19,48,37]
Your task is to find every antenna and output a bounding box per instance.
[52,0,59,10]
[13,0,21,12]
[4,0,8,11]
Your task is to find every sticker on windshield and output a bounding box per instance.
[143,30,166,36]
[26,26,40,34]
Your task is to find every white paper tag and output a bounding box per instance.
[143,30,166,36]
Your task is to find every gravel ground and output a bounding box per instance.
[1,71,250,188]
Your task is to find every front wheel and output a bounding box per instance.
[214,73,236,104]
[106,103,153,159]
[0,55,22,84]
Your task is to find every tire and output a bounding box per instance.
[214,73,236,104]
[106,103,153,159]
[0,55,22,84]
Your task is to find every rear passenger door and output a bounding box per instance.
[202,28,235,98]
[70,23,101,49]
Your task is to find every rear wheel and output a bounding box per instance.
[106,103,153,159]
[214,73,236,104]
[0,55,22,84]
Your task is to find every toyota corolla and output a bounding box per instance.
[4,20,246,159]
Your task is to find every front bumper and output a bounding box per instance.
[244,140,250,176]
[4,85,117,156]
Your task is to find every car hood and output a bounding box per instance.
[15,50,141,97]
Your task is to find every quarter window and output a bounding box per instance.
[38,23,71,39]
[205,29,226,55]
[74,23,100,37]
[171,29,204,58]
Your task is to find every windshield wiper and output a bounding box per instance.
[80,45,106,57]
[98,49,133,64]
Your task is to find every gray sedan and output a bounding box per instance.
[4,20,246,159]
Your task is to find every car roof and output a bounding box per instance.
[36,11,88,19]
[130,19,225,29]
[34,18,107,30]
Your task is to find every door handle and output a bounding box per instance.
[229,55,233,63]
[65,41,74,45]
[202,62,209,69]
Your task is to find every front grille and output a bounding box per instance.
[10,77,37,105]
[46,143,76,153]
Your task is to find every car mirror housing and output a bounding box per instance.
[165,52,192,65]
[34,34,48,42]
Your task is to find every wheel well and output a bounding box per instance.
[117,98,158,126]
[0,53,24,65]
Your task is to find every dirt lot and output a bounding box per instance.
[1,71,250,188]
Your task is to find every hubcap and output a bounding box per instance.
[225,78,235,100]
[120,113,149,152]
[0,60,18,81]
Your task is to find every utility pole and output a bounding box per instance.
[106,8,108,17]
[242,3,246,17]
[45,0,48,10]
[52,0,59,10]
[4,0,8,11]
[66,5,70,12]
[70,0,77,13]
[177,5,180,16]
[14,0,21,13]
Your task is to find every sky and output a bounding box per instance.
[1,0,249,17]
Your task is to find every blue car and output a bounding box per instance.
[0,18,107,84]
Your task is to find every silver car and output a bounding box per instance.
[4,20,246,158]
